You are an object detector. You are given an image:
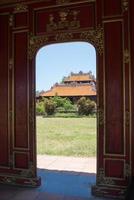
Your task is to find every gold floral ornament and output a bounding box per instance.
[122,0,128,12]
[20,162,35,178]
[9,15,14,27]
[60,11,68,22]
[70,10,80,29]
[14,3,28,12]
[1,176,16,184]
[97,168,115,185]
[124,163,131,178]
[55,33,73,41]
[29,33,48,60]
[46,9,80,32]
[80,25,104,55]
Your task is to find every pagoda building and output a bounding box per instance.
[40,72,96,102]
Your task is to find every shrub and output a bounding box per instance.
[52,96,65,107]
[77,97,96,115]
[52,96,74,112]
[36,101,45,115]
[44,99,56,115]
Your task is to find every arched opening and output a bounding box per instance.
[35,41,97,198]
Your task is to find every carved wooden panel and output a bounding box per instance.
[14,12,28,29]
[104,20,124,155]
[13,31,29,149]
[103,0,122,17]
[34,2,96,35]
[14,152,29,169]
[105,159,124,179]
[0,14,10,167]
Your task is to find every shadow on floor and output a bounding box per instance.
[37,168,96,199]
[0,169,111,200]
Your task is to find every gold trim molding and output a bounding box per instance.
[97,168,115,185]
[80,25,104,55]
[124,49,130,64]
[97,108,104,126]
[125,111,130,126]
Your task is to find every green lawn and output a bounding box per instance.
[37,116,96,157]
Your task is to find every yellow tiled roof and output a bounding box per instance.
[41,84,96,97]
[64,74,93,82]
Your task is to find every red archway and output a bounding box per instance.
[0,0,132,199]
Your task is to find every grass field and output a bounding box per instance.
[37,116,96,157]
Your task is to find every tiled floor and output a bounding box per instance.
[0,156,114,200]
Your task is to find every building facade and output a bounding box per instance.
[40,72,96,102]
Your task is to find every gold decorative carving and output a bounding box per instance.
[9,155,14,168]
[0,174,39,187]
[97,108,104,126]
[20,162,34,178]
[125,111,130,126]
[1,176,16,184]
[9,15,14,27]
[97,168,115,185]
[29,33,48,59]
[14,3,28,12]
[124,49,130,64]
[122,0,128,12]
[55,33,73,41]
[124,163,131,177]
[29,26,104,59]
[80,25,104,55]
[9,59,13,70]
[92,185,126,199]
[46,10,80,32]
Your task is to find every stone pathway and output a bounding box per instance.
[37,155,96,173]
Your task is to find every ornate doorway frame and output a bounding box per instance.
[0,0,131,199]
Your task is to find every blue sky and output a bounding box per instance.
[36,42,96,91]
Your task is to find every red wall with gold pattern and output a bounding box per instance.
[0,0,132,199]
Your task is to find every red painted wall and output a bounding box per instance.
[0,0,132,198]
